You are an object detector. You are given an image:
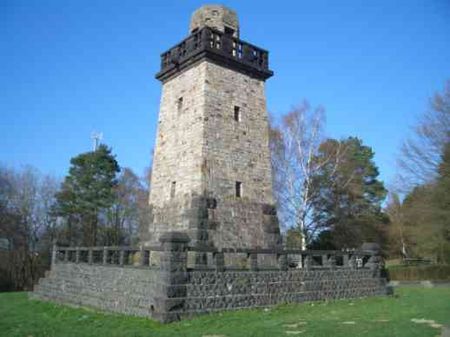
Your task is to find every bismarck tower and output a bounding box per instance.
[144,5,281,250]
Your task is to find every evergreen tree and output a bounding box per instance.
[311,137,387,249]
[55,145,120,246]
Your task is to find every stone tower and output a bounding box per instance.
[144,5,281,250]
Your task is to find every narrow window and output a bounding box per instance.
[224,26,235,36]
[170,181,176,199]
[177,97,183,115]
[235,181,242,198]
[234,106,240,122]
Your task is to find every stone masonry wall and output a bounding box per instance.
[146,60,280,249]
[183,269,388,316]
[32,262,389,322]
[147,62,207,246]
[32,263,160,318]
[149,63,206,208]
[32,235,390,323]
[190,5,239,38]
[201,61,280,249]
[202,62,274,205]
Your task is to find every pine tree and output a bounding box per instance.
[55,145,120,246]
[311,137,387,249]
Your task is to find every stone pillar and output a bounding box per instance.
[119,249,125,266]
[213,251,225,272]
[139,246,145,267]
[343,254,349,267]
[249,253,258,271]
[322,254,329,268]
[88,249,93,265]
[349,254,357,269]
[51,244,57,266]
[303,254,312,269]
[367,254,381,276]
[277,253,288,271]
[154,231,190,323]
[103,247,108,265]
[328,255,336,270]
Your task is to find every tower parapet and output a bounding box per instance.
[156,26,273,82]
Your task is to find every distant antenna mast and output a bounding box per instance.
[91,131,103,151]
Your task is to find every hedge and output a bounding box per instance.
[387,264,450,281]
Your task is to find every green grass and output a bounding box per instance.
[0,288,449,337]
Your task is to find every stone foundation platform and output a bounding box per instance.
[32,232,391,323]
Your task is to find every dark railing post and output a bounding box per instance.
[103,247,108,265]
[64,249,68,263]
[51,244,57,266]
[249,252,258,271]
[322,254,329,268]
[343,254,349,267]
[366,253,381,276]
[75,247,80,264]
[139,246,145,267]
[303,254,312,269]
[349,254,357,269]
[119,249,124,266]
[328,254,336,270]
[88,249,93,265]
[213,251,225,272]
[155,232,190,323]
[277,252,288,271]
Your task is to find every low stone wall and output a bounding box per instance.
[32,263,161,317]
[183,269,387,316]
[32,232,390,323]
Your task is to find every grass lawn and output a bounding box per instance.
[0,287,449,337]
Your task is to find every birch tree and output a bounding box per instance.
[270,102,342,249]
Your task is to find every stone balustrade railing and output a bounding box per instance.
[52,234,381,272]
[36,232,388,323]
[155,26,273,81]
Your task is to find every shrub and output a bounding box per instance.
[387,264,450,281]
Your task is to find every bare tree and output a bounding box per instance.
[104,167,150,246]
[398,80,450,190]
[385,192,408,258]
[0,165,59,290]
[270,102,345,249]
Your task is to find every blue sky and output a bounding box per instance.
[1,0,449,188]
